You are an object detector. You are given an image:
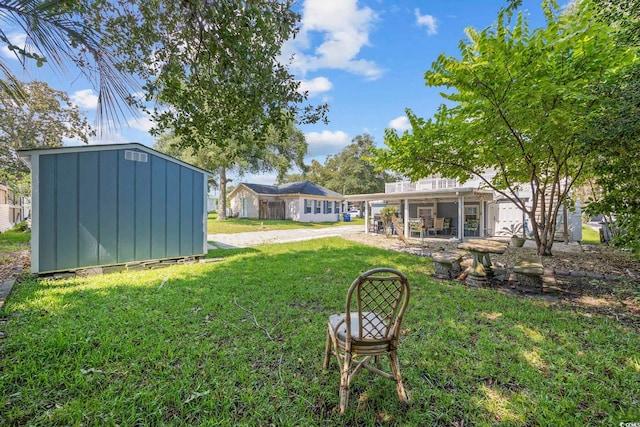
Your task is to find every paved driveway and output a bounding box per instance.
[208,225,363,249]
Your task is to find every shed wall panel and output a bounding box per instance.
[38,155,56,272]
[134,157,151,261]
[98,151,118,264]
[192,176,204,252]
[180,168,193,254]
[151,157,167,259]
[165,162,180,257]
[117,154,135,263]
[30,146,209,273]
[56,153,79,270]
[78,152,99,267]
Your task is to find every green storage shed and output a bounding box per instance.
[19,143,212,274]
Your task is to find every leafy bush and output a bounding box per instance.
[500,223,523,237]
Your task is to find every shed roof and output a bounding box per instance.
[17,142,214,177]
[238,181,343,198]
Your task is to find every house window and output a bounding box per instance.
[315,200,321,214]
[304,199,312,214]
[326,201,332,214]
[335,201,340,213]
[465,206,478,221]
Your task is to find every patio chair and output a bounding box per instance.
[428,217,445,236]
[323,268,411,413]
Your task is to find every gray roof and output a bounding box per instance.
[18,142,214,176]
[242,181,343,197]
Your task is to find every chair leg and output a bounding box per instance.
[339,350,352,413]
[322,327,332,370]
[389,351,408,402]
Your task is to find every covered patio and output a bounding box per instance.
[345,187,494,241]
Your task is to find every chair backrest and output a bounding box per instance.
[344,268,410,342]
[434,217,445,230]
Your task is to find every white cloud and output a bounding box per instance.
[305,130,350,157]
[298,77,333,97]
[71,89,99,110]
[283,0,383,80]
[88,132,129,145]
[389,116,411,132]
[415,9,438,36]
[130,115,155,133]
[1,33,28,59]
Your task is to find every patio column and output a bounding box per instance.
[364,201,370,234]
[458,194,464,241]
[404,198,410,237]
[479,200,485,237]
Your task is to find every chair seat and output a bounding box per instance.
[329,312,388,341]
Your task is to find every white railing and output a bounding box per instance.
[385,174,497,194]
[385,182,417,193]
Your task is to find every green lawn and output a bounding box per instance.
[582,224,601,245]
[207,212,364,234]
[1,238,638,425]
[0,229,30,252]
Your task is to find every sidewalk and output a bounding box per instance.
[207,225,363,249]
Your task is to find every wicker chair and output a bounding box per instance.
[323,268,411,413]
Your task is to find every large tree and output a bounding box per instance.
[279,133,395,196]
[375,0,633,256]
[98,0,327,219]
[323,134,393,195]
[0,0,137,127]
[578,0,640,252]
[0,80,94,193]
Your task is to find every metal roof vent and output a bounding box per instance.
[124,150,148,163]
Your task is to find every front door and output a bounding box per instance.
[242,197,248,218]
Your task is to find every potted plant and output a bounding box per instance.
[501,223,526,247]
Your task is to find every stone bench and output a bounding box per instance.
[514,256,544,292]
[431,251,465,279]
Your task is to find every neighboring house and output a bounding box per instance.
[229,181,345,222]
[19,143,213,274]
[0,183,25,232]
[345,174,582,242]
[207,193,218,213]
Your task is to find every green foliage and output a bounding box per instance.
[0,0,137,128]
[0,239,638,424]
[579,55,640,252]
[375,0,634,256]
[500,223,523,238]
[99,0,326,150]
[0,80,94,196]
[281,133,396,195]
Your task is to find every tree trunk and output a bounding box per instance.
[218,166,227,221]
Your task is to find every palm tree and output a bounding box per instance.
[0,0,137,129]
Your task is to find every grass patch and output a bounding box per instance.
[582,224,601,245]
[207,212,363,234]
[0,229,30,252]
[1,238,638,425]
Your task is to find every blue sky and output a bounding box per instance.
[3,0,550,185]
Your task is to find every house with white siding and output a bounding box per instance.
[0,184,25,232]
[345,174,582,242]
[229,181,345,222]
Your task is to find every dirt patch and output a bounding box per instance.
[342,232,640,329]
[0,250,30,283]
